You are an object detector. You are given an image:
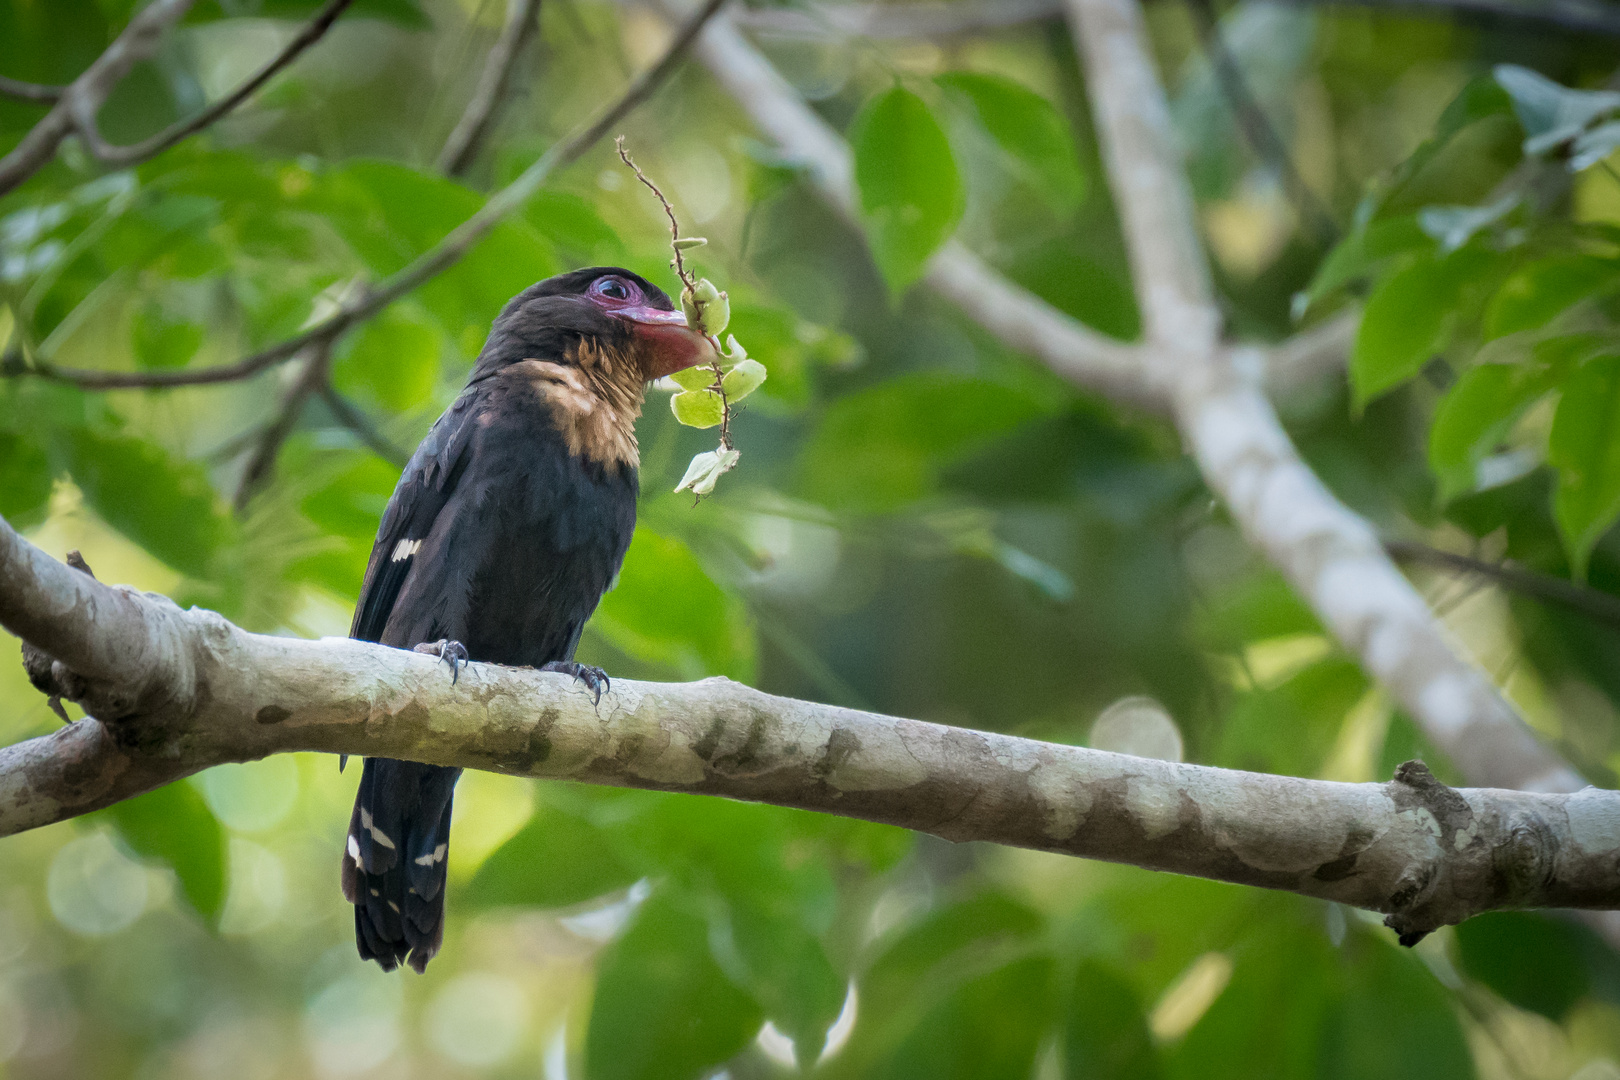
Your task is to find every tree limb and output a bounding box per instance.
[233,338,339,510]
[2,518,1617,944]
[437,0,544,177]
[728,0,1620,39]
[1386,540,1620,631]
[0,0,355,199]
[9,0,729,392]
[319,384,411,466]
[1062,0,1584,797]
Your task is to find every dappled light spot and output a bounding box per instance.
[1150,952,1233,1042]
[218,838,286,936]
[199,757,300,833]
[303,971,403,1077]
[46,831,149,936]
[428,971,530,1067]
[1090,695,1184,762]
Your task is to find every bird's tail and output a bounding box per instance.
[341,758,461,973]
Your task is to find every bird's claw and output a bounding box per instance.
[541,661,610,705]
[414,639,470,684]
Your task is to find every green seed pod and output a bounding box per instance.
[693,278,722,304]
[721,358,767,401]
[673,236,708,250]
[670,389,725,429]
[681,285,702,330]
[669,365,716,392]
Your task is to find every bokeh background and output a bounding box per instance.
[4,0,1620,1076]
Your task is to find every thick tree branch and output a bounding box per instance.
[1063,0,1584,797]
[2,521,1618,943]
[437,0,543,177]
[8,0,728,392]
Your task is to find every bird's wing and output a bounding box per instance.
[349,391,480,644]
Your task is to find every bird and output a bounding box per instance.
[340,267,715,972]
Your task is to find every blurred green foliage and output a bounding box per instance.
[2,1,1620,1078]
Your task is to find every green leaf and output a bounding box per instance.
[131,302,204,370]
[332,304,442,412]
[799,374,1052,514]
[68,430,232,578]
[1319,937,1473,1080]
[590,529,752,679]
[465,804,640,910]
[1429,346,1570,501]
[1454,911,1601,1020]
[0,429,54,529]
[669,365,716,392]
[669,388,725,429]
[103,780,226,923]
[1550,354,1620,578]
[1350,245,1502,406]
[1298,216,1430,314]
[1065,959,1163,1080]
[937,71,1085,216]
[1494,64,1620,156]
[720,358,767,401]
[870,956,1056,1080]
[851,86,964,292]
[585,889,763,1080]
[717,896,845,1068]
[1484,253,1620,339]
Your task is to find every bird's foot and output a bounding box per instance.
[414,639,470,684]
[541,661,610,705]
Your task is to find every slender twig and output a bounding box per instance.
[84,0,356,169]
[10,0,730,391]
[724,0,1620,39]
[0,76,64,103]
[234,340,337,510]
[0,0,194,198]
[616,136,734,451]
[438,0,543,176]
[1385,540,1620,630]
[319,384,411,466]
[1184,0,1339,248]
[0,0,354,198]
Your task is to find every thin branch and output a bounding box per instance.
[10,0,730,391]
[319,384,411,466]
[437,0,543,176]
[1183,0,1339,248]
[82,0,356,170]
[0,76,65,103]
[725,0,1620,40]
[0,0,195,198]
[1254,308,1357,399]
[1386,540,1620,630]
[2,519,1619,945]
[1061,0,1585,798]
[233,340,338,510]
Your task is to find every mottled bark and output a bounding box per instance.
[3,518,1619,941]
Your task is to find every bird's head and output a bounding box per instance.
[472,267,716,385]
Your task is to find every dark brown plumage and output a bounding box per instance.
[340,267,713,972]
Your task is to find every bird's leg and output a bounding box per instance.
[413,639,470,684]
[541,661,610,705]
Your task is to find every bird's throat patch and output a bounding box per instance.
[512,345,644,470]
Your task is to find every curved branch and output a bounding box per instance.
[2,518,1618,944]
[12,0,729,392]
[1386,540,1620,630]
[437,0,543,177]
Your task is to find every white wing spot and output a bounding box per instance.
[347,835,361,864]
[359,808,396,850]
[391,539,422,562]
[413,843,448,867]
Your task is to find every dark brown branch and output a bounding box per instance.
[0,76,65,103]
[10,0,729,392]
[319,385,411,466]
[82,0,356,169]
[1184,0,1338,247]
[1385,540,1620,630]
[233,340,338,510]
[437,0,543,176]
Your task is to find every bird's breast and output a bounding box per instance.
[509,351,644,472]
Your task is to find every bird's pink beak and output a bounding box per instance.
[616,306,717,380]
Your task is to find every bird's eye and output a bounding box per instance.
[594,278,632,301]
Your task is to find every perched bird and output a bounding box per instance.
[340,267,714,972]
